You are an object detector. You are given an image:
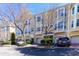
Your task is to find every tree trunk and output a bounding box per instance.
[21,31,26,45]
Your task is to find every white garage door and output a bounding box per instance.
[35,38,42,44]
[71,36,79,44]
[37,39,42,44]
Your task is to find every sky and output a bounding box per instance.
[27,3,60,14]
[0,3,64,15]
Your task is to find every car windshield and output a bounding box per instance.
[59,37,69,41]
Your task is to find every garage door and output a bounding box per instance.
[71,36,79,44]
[35,38,42,44]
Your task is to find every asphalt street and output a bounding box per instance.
[16,47,79,56]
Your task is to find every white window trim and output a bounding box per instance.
[74,4,77,28]
[58,7,65,17]
[71,19,76,29]
[76,19,79,27]
[36,15,42,22]
[36,15,43,31]
[57,20,65,30]
[71,4,77,15]
[76,4,79,13]
[71,20,74,28]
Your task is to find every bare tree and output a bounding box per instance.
[0,4,32,42]
[42,6,54,40]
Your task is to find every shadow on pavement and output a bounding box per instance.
[15,47,79,56]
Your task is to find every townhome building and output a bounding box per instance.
[66,3,79,45]
[34,9,54,44]
[34,14,44,44]
[53,3,79,45]
[16,16,35,42]
[24,18,35,41]
[33,3,79,45]
[53,4,67,43]
[15,3,79,45]
[0,18,15,42]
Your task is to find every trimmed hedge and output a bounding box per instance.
[41,40,45,45]
[41,40,53,46]
[3,40,11,45]
[41,35,53,46]
[26,39,33,44]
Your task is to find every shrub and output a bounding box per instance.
[31,38,34,44]
[16,42,25,46]
[10,33,16,45]
[46,40,53,45]
[26,40,32,44]
[41,40,45,45]
[0,40,4,45]
[3,40,11,45]
[41,39,53,46]
[43,35,53,46]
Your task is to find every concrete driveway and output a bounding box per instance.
[0,46,24,56]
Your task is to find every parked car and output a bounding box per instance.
[57,37,71,47]
[16,39,25,46]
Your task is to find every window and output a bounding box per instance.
[25,31,27,34]
[31,29,34,32]
[2,27,8,32]
[25,28,31,34]
[16,31,20,35]
[58,21,63,29]
[37,16,42,22]
[76,19,79,26]
[59,9,64,16]
[72,7,74,14]
[64,21,66,29]
[37,27,43,32]
[31,28,34,33]
[64,24,66,29]
[28,29,30,34]
[16,29,21,35]
[37,27,41,31]
[26,20,30,25]
[28,31,30,34]
[50,24,53,28]
[71,20,74,27]
[54,24,57,30]
[58,21,65,29]
[77,5,79,12]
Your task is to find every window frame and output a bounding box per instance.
[72,7,75,14]
[71,20,74,28]
[77,5,79,12]
[58,21,63,29]
[54,23,57,30]
[58,7,65,17]
[57,21,65,30]
[37,27,41,32]
[76,19,79,26]
[36,16,42,22]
